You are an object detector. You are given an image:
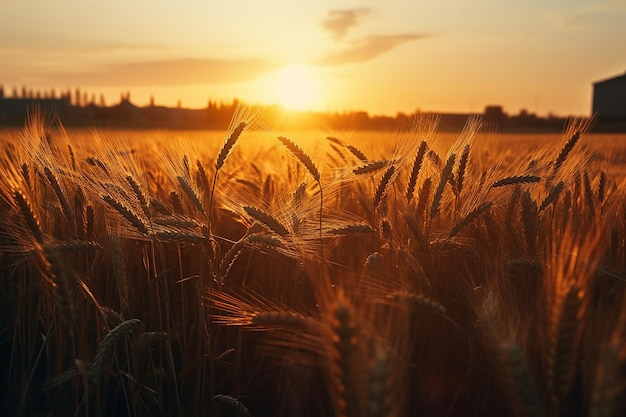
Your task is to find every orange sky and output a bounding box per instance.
[1,0,625,116]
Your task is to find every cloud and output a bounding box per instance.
[43,57,281,87]
[314,34,427,66]
[553,1,626,28]
[321,8,371,41]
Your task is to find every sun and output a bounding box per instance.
[272,64,319,111]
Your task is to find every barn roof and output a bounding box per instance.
[593,71,626,86]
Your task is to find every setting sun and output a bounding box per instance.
[272,64,320,110]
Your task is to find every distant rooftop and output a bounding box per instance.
[593,70,626,86]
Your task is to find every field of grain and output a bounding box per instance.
[1,112,626,417]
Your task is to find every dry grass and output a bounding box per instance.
[1,112,626,417]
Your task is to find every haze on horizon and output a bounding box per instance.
[1,0,625,117]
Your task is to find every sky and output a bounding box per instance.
[0,0,625,117]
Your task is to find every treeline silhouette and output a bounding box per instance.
[0,85,572,131]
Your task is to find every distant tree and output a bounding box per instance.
[100,94,106,107]
[484,105,506,125]
[150,96,155,107]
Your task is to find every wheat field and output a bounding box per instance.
[1,111,625,417]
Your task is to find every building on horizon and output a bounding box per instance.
[592,70,626,124]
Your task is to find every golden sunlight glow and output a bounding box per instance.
[272,64,319,110]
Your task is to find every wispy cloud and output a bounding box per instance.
[553,1,626,28]
[43,57,281,86]
[314,34,427,66]
[321,8,371,41]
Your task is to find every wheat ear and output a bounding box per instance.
[102,194,149,235]
[331,296,358,417]
[597,170,606,203]
[85,205,95,240]
[454,143,470,196]
[250,311,310,328]
[195,159,211,194]
[169,191,185,215]
[353,160,387,175]
[85,156,109,174]
[216,121,247,171]
[583,172,595,212]
[448,202,493,238]
[126,175,149,216]
[406,140,427,201]
[491,175,541,188]
[346,144,368,162]
[499,341,547,417]
[327,224,373,236]
[277,136,321,182]
[243,206,290,236]
[368,352,391,417]
[553,130,580,173]
[373,165,396,209]
[539,181,564,211]
[547,284,582,402]
[212,394,253,417]
[430,153,456,218]
[388,291,446,316]
[67,143,76,171]
[13,189,44,243]
[177,175,204,213]
[89,319,144,385]
[43,166,74,226]
[21,162,31,188]
[43,243,76,336]
[589,344,619,417]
